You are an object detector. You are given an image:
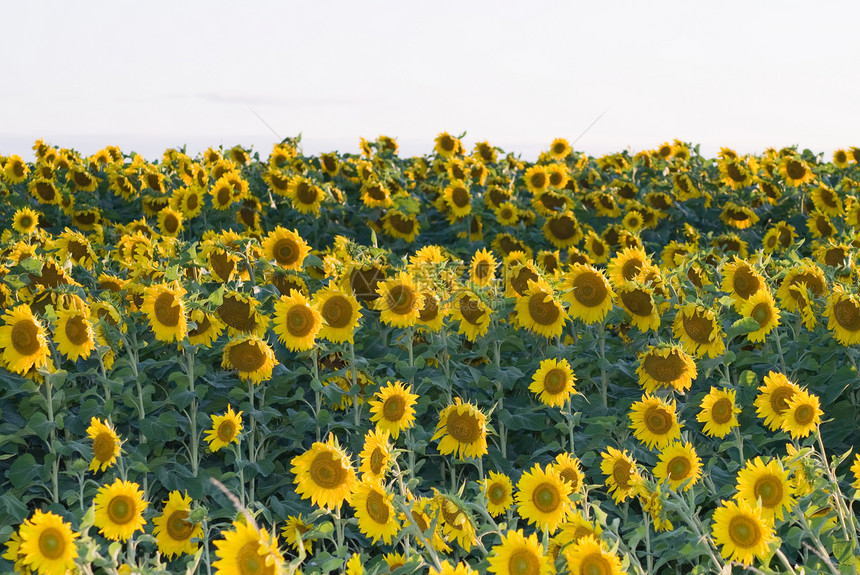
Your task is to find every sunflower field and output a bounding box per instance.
[2,135,860,575]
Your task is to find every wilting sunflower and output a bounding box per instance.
[359,428,391,481]
[451,290,492,341]
[735,457,795,522]
[281,514,316,555]
[291,434,358,510]
[636,344,697,394]
[204,405,242,452]
[530,357,577,407]
[562,264,614,325]
[487,529,552,575]
[824,284,860,345]
[515,464,572,531]
[740,289,780,343]
[720,201,759,229]
[721,256,764,311]
[262,227,310,271]
[221,335,278,384]
[313,286,362,344]
[776,263,828,313]
[515,278,568,339]
[375,272,424,328]
[12,207,39,235]
[697,387,741,438]
[754,371,801,432]
[18,510,79,575]
[469,248,498,287]
[54,306,95,361]
[212,521,285,575]
[93,479,148,542]
[553,453,585,493]
[152,491,203,559]
[616,281,660,332]
[350,478,400,544]
[564,534,625,575]
[369,380,419,440]
[434,492,477,552]
[712,499,774,566]
[273,290,321,352]
[629,394,681,450]
[780,389,822,439]
[217,291,269,337]
[653,441,702,491]
[480,471,514,517]
[87,417,121,472]
[0,304,50,375]
[141,283,187,342]
[672,303,725,358]
[433,398,488,460]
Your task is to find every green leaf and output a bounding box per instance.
[727,317,760,339]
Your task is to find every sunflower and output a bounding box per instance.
[780,389,822,439]
[811,185,843,216]
[495,201,519,226]
[735,457,795,522]
[313,286,362,344]
[712,499,774,566]
[470,248,498,288]
[18,510,79,575]
[850,455,860,491]
[12,207,39,235]
[754,371,801,432]
[53,229,96,267]
[636,344,697,394]
[442,181,472,218]
[653,441,702,491]
[721,256,764,311]
[54,306,95,361]
[359,428,391,481]
[430,561,478,575]
[217,291,268,337]
[93,479,148,542]
[523,165,550,195]
[141,283,187,342]
[292,434,358,510]
[779,156,814,187]
[740,289,780,343]
[212,521,285,575]
[209,177,236,210]
[87,417,121,472]
[671,303,725,358]
[204,405,242,452]
[552,513,603,555]
[281,514,316,555]
[480,471,514,517]
[152,491,203,559]
[553,453,585,493]
[808,211,836,239]
[720,201,759,229]
[382,209,420,242]
[157,207,184,238]
[434,492,477,552]
[515,464,572,531]
[697,387,740,438]
[451,290,492,341]
[375,272,424,328]
[487,529,552,575]
[515,278,568,339]
[564,534,625,575]
[433,398,488,460]
[542,212,582,249]
[3,155,30,183]
[350,478,400,544]
[719,158,753,189]
[607,246,649,288]
[262,227,310,271]
[221,335,278,384]
[549,138,572,160]
[560,264,613,325]
[188,309,225,347]
[369,380,419,440]
[287,177,324,214]
[273,290,321,352]
[435,132,463,158]
[824,285,860,345]
[530,358,577,408]
[616,282,660,332]
[0,304,50,375]
[629,394,681,450]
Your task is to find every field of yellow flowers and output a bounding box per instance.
[1,135,860,575]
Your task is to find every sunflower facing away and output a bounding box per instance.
[273,289,322,352]
[212,521,285,575]
[0,304,50,375]
[487,529,552,575]
[291,434,358,510]
[18,510,79,575]
[515,464,572,532]
[711,498,774,565]
[141,283,187,342]
[349,478,400,544]
[152,491,203,559]
[221,335,278,384]
[205,405,243,452]
[530,357,577,407]
[697,387,741,438]
[629,394,681,450]
[87,417,121,472]
[432,398,488,460]
[368,380,419,440]
[93,479,148,542]
[480,471,514,517]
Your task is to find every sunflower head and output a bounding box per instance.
[291,434,358,510]
[432,398,488,460]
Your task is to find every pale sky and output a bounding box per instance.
[2,1,859,161]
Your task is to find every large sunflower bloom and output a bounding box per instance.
[368,380,419,440]
[529,357,577,407]
[273,290,321,352]
[93,479,148,542]
[152,491,203,559]
[221,335,278,384]
[562,264,614,325]
[735,457,795,522]
[313,286,362,344]
[212,521,285,575]
[721,256,764,312]
[600,447,640,503]
[711,499,774,565]
[87,417,121,472]
[629,394,681,450]
[262,227,310,271]
[349,478,400,544]
[53,306,96,362]
[824,285,860,345]
[636,344,697,394]
[515,464,572,532]
[697,387,741,438]
[204,405,243,452]
[141,283,187,342]
[18,510,79,575]
[515,278,568,339]
[653,441,702,491]
[780,389,822,439]
[451,290,492,341]
[375,272,424,328]
[672,303,725,358]
[487,529,552,575]
[291,434,357,510]
[564,534,625,575]
[432,398,488,460]
[616,282,660,332]
[0,304,50,375]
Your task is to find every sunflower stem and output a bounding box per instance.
[42,375,60,503]
[186,347,199,477]
[248,380,257,505]
[566,398,576,454]
[202,518,213,575]
[774,328,787,373]
[440,326,452,403]
[774,548,798,575]
[734,425,745,465]
[815,427,856,547]
[406,326,414,385]
[349,341,360,427]
[312,346,321,442]
[643,511,653,575]
[597,320,609,408]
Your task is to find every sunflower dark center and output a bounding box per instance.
[711,398,733,424]
[38,527,66,559]
[528,293,561,326]
[228,341,266,372]
[532,482,560,513]
[11,319,40,355]
[446,410,481,443]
